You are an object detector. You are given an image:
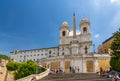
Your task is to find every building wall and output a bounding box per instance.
[98,37,114,54]
[10,47,58,62]
[39,55,110,73]
[98,60,110,71]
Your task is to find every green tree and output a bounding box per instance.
[0,54,9,60]
[6,62,20,71]
[14,60,37,80]
[6,60,46,80]
[110,28,120,71]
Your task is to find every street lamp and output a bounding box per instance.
[93,44,95,54]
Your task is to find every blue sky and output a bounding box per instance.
[0,0,120,56]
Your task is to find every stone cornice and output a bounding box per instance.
[59,44,70,46]
[79,41,92,44]
[39,54,111,62]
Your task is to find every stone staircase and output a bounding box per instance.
[37,73,111,81]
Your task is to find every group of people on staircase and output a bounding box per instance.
[50,68,63,73]
[97,67,120,81]
[69,66,80,73]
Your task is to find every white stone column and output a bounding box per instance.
[60,60,65,72]
[94,59,99,72]
[83,59,86,73]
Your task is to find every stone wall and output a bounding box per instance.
[16,69,50,81]
[98,60,110,71]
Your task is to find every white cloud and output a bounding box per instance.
[69,30,81,36]
[76,30,81,35]
[94,34,100,38]
[110,0,120,5]
[110,0,120,3]
[69,31,73,36]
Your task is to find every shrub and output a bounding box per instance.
[6,60,46,80]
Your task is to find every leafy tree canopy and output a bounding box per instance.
[6,60,46,80]
[110,28,120,71]
[0,54,10,60]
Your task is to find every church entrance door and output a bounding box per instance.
[65,61,70,73]
[86,60,93,72]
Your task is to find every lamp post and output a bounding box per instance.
[93,44,95,54]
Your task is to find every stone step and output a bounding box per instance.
[37,73,111,81]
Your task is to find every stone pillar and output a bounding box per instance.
[60,60,65,72]
[83,59,86,72]
[94,59,99,72]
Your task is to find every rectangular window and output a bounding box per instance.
[34,59,35,61]
[49,50,51,54]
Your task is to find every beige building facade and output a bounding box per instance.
[98,36,114,54]
[11,14,110,73]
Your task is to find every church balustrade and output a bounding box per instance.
[39,56,64,62]
[38,53,110,62]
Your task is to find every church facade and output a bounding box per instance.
[10,14,110,73]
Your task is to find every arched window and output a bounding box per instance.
[85,46,88,54]
[62,31,66,36]
[62,52,64,55]
[105,48,107,53]
[83,27,87,34]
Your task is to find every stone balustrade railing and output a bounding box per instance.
[39,54,111,62]
[15,68,50,81]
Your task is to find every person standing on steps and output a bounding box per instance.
[69,66,72,73]
[77,66,80,73]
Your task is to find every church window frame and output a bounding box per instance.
[62,52,64,55]
[83,27,87,34]
[62,31,66,36]
[49,50,51,54]
[85,46,88,54]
